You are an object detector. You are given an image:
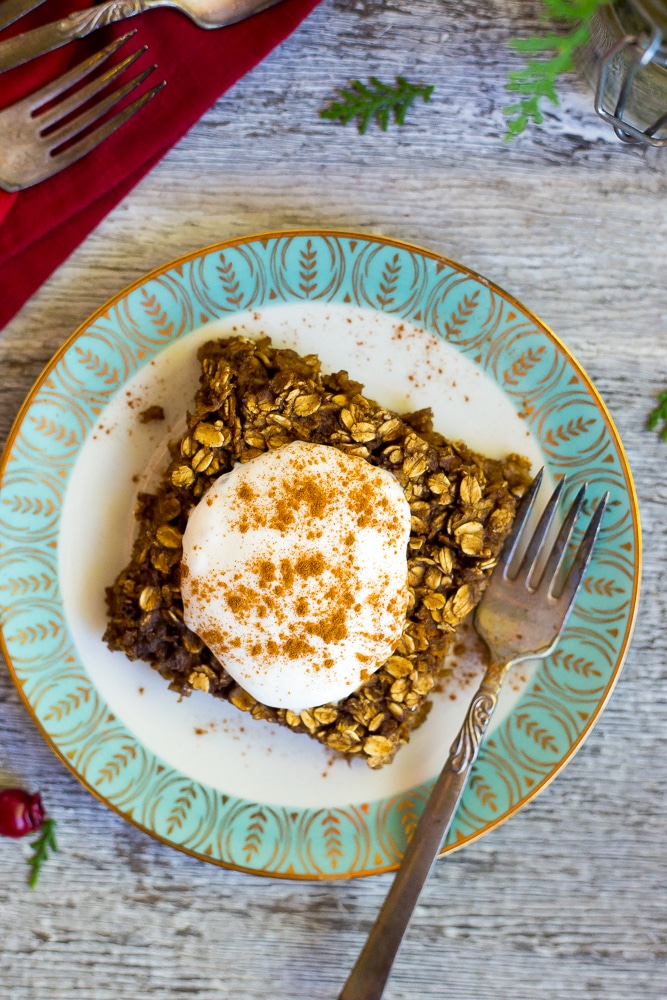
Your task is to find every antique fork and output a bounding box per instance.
[0,32,164,192]
[338,470,609,1000]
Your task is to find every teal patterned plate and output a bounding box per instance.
[0,231,640,878]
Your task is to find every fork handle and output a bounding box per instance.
[0,0,146,74]
[338,659,510,1000]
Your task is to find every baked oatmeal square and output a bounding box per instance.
[104,336,531,768]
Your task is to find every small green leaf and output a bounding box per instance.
[27,818,58,888]
[320,77,435,134]
[647,391,667,442]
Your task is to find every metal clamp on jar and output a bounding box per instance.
[583,0,667,145]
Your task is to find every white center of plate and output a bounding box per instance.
[59,303,543,810]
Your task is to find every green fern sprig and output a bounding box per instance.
[27,818,58,888]
[647,391,667,442]
[320,77,435,134]
[505,0,609,138]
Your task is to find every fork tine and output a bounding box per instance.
[37,46,147,131]
[50,80,165,171]
[541,483,587,595]
[27,33,135,113]
[0,0,47,33]
[46,64,157,149]
[556,492,609,609]
[517,476,565,586]
[497,468,544,577]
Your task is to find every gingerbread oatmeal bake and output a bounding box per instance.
[103,336,531,768]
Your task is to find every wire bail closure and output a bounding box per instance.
[595,13,667,145]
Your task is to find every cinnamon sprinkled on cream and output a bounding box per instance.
[180,441,411,711]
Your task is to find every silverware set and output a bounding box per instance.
[0,0,282,191]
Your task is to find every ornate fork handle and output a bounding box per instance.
[338,657,512,1000]
[0,0,147,74]
[55,1,145,36]
[449,658,508,771]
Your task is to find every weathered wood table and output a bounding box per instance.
[1,1,665,997]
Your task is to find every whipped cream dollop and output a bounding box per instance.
[181,440,411,712]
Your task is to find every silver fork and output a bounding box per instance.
[338,470,609,1000]
[0,32,164,192]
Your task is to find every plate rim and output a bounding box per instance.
[0,228,642,878]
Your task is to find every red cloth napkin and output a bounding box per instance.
[0,0,321,329]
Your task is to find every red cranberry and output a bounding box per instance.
[0,788,46,838]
